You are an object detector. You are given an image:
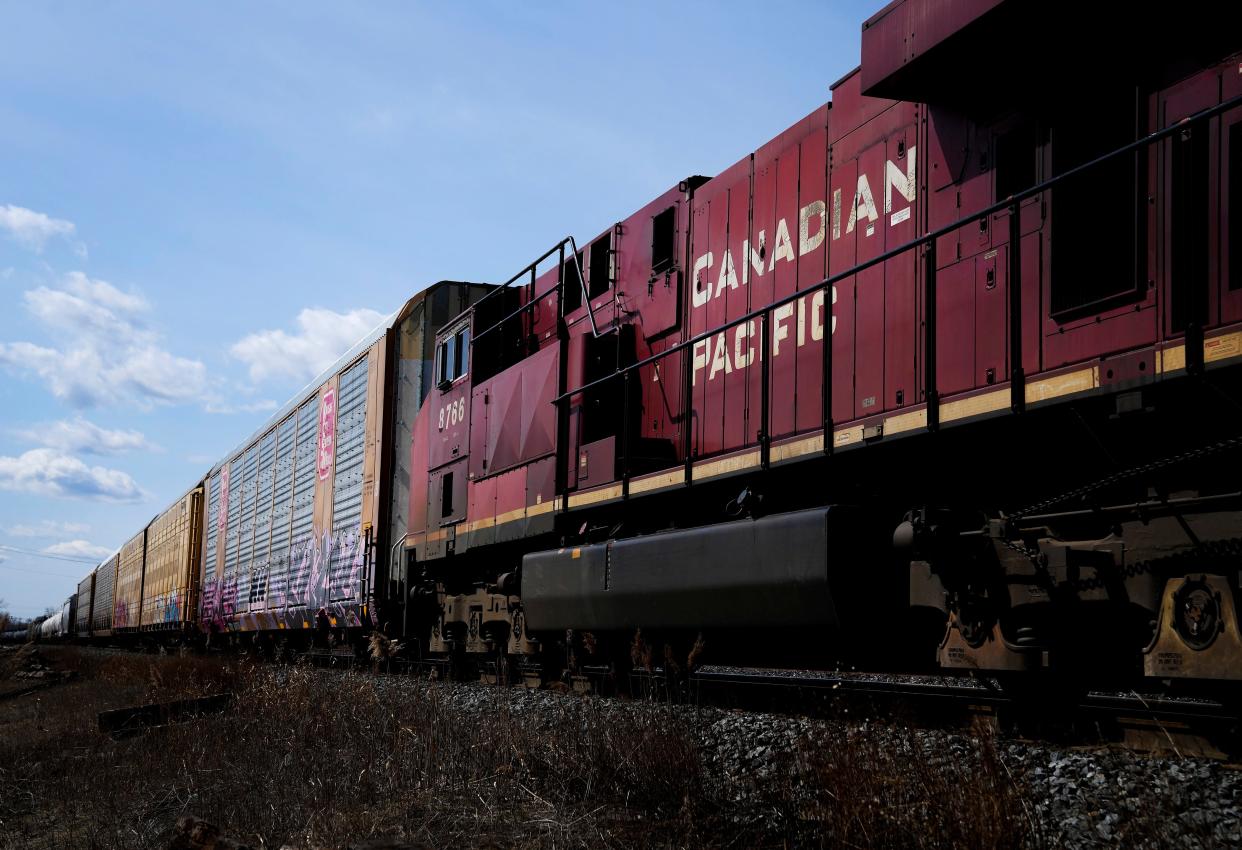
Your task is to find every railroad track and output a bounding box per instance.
[45,642,1242,758]
[688,664,1242,759]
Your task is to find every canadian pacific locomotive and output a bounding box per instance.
[38,0,1242,691]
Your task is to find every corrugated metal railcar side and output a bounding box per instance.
[141,486,204,630]
[114,530,147,632]
[197,281,491,636]
[91,552,119,636]
[200,338,384,634]
[75,572,94,636]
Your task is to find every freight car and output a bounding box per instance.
[48,0,1242,693]
[1,627,30,643]
[68,282,490,651]
[31,596,75,642]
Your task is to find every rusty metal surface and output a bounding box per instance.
[114,531,146,632]
[141,488,203,629]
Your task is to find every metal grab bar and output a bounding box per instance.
[471,234,600,345]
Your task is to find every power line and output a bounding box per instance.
[0,562,86,580]
[0,543,101,565]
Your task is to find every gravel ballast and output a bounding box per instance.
[366,672,1242,849]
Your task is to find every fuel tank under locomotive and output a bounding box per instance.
[521,507,908,666]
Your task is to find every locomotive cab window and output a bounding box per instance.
[1169,122,1211,331]
[588,232,612,299]
[436,324,470,387]
[1231,122,1241,293]
[1048,87,1143,318]
[562,250,584,314]
[995,121,1039,203]
[651,206,676,272]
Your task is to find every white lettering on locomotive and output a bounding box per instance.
[770,217,796,269]
[844,173,878,235]
[715,249,738,299]
[691,288,834,386]
[689,149,912,386]
[743,233,764,284]
[692,251,714,309]
[693,148,914,311]
[438,397,465,431]
[799,200,826,256]
[885,146,916,214]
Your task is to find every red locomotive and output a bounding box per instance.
[54,0,1242,690]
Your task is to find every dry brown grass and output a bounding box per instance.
[0,646,1044,850]
[760,721,1040,849]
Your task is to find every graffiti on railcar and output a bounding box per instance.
[199,574,236,632]
[200,522,370,632]
[277,524,367,609]
[152,591,182,624]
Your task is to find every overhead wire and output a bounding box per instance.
[0,543,101,565]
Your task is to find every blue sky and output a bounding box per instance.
[0,0,874,620]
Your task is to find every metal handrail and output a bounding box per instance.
[554,92,1242,406]
[471,235,600,344]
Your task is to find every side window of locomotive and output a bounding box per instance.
[1169,122,1211,331]
[1231,122,1242,293]
[588,232,611,299]
[651,206,676,272]
[1048,87,1143,318]
[436,325,470,387]
[994,122,1038,202]
[563,251,584,314]
[436,339,450,386]
[453,327,469,378]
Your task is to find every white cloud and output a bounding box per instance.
[0,448,144,502]
[43,540,112,560]
[6,520,90,538]
[0,204,76,252]
[62,271,147,314]
[0,272,207,408]
[230,307,385,383]
[16,417,155,455]
[22,272,147,336]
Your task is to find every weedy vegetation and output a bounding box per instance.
[0,644,1202,849]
